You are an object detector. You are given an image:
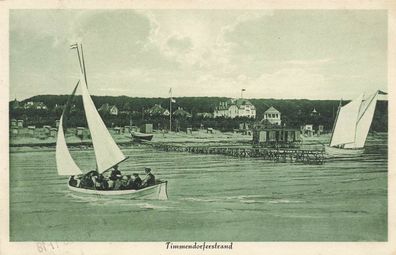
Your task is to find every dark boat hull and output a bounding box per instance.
[131,131,153,141]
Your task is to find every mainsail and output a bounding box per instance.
[329,94,363,147]
[344,91,378,149]
[56,83,83,176]
[80,76,127,173]
[330,91,379,149]
[56,43,127,176]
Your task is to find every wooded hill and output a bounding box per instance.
[9,95,388,132]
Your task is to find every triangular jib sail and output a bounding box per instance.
[56,82,83,176]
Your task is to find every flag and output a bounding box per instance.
[378,90,387,95]
[70,43,78,49]
[171,98,176,103]
[169,88,172,94]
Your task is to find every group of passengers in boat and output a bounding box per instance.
[69,166,156,190]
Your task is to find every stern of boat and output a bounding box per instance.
[324,145,364,158]
[158,181,168,200]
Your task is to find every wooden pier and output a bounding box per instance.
[150,143,325,164]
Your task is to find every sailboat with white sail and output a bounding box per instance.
[56,43,168,199]
[325,90,382,157]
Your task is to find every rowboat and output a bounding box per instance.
[56,43,168,200]
[131,131,154,141]
[68,178,168,200]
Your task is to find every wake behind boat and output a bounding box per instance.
[325,90,386,157]
[56,43,168,200]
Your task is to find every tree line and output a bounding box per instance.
[9,95,388,132]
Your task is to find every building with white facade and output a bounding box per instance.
[263,106,281,125]
[214,99,256,119]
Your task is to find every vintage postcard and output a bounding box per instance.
[0,0,395,255]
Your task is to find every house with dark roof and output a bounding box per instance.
[98,103,118,115]
[147,104,170,117]
[213,98,256,119]
[173,107,192,118]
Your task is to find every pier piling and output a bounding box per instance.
[150,143,325,164]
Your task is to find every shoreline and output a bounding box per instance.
[9,129,387,153]
[9,129,253,151]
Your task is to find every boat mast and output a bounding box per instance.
[70,43,88,88]
[80,44,89,88]
[169,88,172,132]
[70,44,83,75]
[329,99,342,147]
[350,93,366,147]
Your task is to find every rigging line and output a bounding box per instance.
[59,80,80,154]
[356,91,378,123]
[61,80,80,118]
[100,156,130,175]
[329,99,342,146]
[80,44,89,88]
[75,46,84,75]
[351,94,364,145]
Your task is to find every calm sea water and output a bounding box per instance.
[10,134,387,241]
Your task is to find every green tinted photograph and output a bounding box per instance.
[9,10,387,241]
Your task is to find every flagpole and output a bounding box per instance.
[169,88,172,132]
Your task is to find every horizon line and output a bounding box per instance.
[10,93,357,102]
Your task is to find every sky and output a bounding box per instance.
[9,10,387,100]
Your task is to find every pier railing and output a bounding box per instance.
[150,143,325,165]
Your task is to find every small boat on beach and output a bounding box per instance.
[325,90,384,157]
[131,131,154,141]
[56,43,167,200]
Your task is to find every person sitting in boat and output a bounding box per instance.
[69,175,79,187]
[94,174,108,190]
[109,165,122,181]
[141,168,155,188]
[107,179,115,190]
[80,171,97,189]
[127,173,142,190]
[100,175,109,190]
[119,175,130,190]
[113,177,123,190]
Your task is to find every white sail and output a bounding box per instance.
[330,94,363,147]
[56,114,83,176]
[344,91,378,149]
[80,77,126,173]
